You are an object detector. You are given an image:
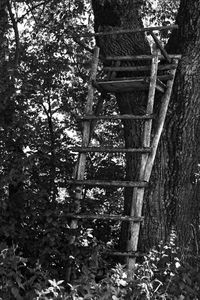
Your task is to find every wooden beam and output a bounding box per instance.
[105,251,144,257]
[94,79,165,93]
[127,48,160,272]
[151,32,171,63]
[77,114,155,121]
[144,59,179,181]
[68,25,178,38]
[68,47,100,279]
[65,180,148,188]
[65,213,143,222]
[103,64,177,72]
[71,147,151,153]
[105,54,182,61]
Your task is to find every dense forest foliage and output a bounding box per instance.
[0,0,200,299]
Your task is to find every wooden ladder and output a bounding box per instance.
[66,36,181,273]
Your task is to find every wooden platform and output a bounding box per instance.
[94,78,165,93]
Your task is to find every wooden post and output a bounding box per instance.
[144,58,179,180]
[70,46,99,230]
[127,46,159,273]
[66,47,99,281]
[127,57,179,275]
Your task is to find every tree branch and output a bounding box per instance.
[7,0,20,68]
[17,0,52,22]
[71,36,93,54]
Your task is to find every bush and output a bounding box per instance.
[0,242,48,300]
[1,240,200,299]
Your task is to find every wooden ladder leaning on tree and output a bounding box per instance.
[65,25,182,276]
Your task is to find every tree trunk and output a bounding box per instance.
[163,0,200,249]
[0,1,24,230]
[143,0,200,251]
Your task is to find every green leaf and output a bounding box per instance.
[11,287,23,300]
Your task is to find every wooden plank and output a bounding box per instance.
[94,79,149,92]
[97,74,173,82]
[69,25,178,38]
[71,147,151,153]
[105,54,182,61]
[78,114,155,121]
[106,251,144,257]
[94,79,164,93]
[151,32,171,63]
[65,213,143,222]
[127,48,160,272]
[66,179,148,188]
[103,64,177,72]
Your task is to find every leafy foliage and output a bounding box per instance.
[1,239,199,299]
[0,1,199,299]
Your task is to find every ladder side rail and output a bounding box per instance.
[141,48,160,175]
[88,92,108,141]
[70,47,100,230]
[144,58,179,181]
[66,47,99,282]
[127,47,160,272]
[126,58,179,274]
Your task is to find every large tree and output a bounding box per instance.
[91,0,200,253]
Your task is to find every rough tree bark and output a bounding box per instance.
[92,0,200,253]
[144,0,200,251]
[163,0,200,249]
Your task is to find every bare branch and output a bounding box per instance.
[17,0,51,22]
[7,0,20,68]
[72,36,93,54]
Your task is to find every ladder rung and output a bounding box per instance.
[157,79,166,90]
[73,25,178,38]
[105,54,182,61]
[105,251,144,257]
[71,147,151,153]
[101,74,173,82]
[103,64,177,72]
[66,180,148,188]
[77,114,155,121]
[65,213,143,222]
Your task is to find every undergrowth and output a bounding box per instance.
[0,239,200,300]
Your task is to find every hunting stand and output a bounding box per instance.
[66,25,181,277]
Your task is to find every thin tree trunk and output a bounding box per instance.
[0,1,24,227]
